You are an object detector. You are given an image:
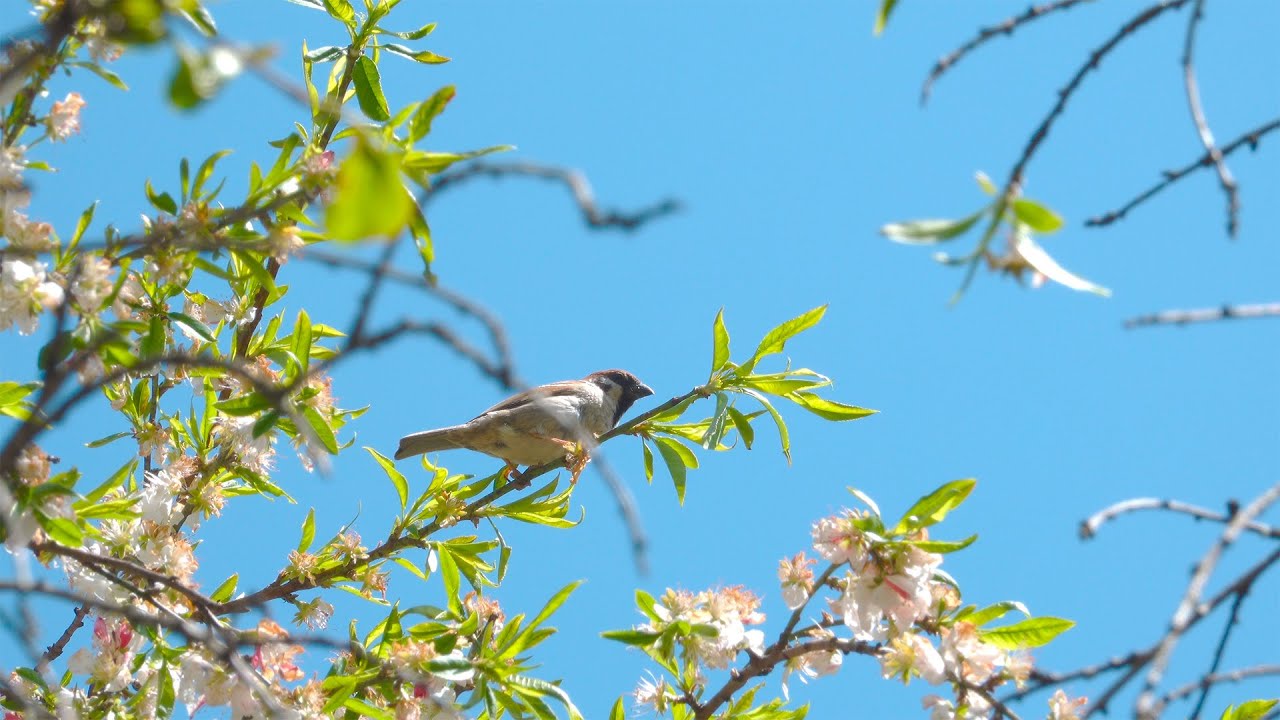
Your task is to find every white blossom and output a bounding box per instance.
[0,259,63,334]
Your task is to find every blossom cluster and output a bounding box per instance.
[622,487,1084,720]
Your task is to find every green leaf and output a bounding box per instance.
[69,61,129,91]
[85,431,131,448]
[974,171,997,196]
[710,308,730,376]
[322,0,355,25]
[210,574,238,603]
[215,393,273,416]
[304,45,345,62]
[402,145,512,175]
[81,460,136,504]
[40,516,83,547]
[892,478,976,534]
[365,447,409,510]
[741,306,827,375]
[740,388,790,462]
[0,382,37,408]
[304,406,338,454]
[343,698,391,720]
[726,406,754,449]
[1011,198,1064,234]
[141,315,166,357]
[144,179,177,215]
[298,508,316,552]
[169,312,215,342]
[910,535,977,554]
[437,546,462,615]
[654,438,688,505]
[874,0,898,35]
[610,698,626,720]
[1222,700,1279,720]
[641,440,654,482]
[292,310,313,375]
[880,211,982,244]
[382,43,450,64]
[786,392,877,421]
[962,600,1030,628]
[380,21,437,41]
[410,85,455,143]
[979,617,1074,650]
[600,629,661,646]
[352,56,391,122]
[326,138,412,240]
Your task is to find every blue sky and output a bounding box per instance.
[3,1,1279,718]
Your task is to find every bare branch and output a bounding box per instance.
[1187,590,1246,719]
[1124,301,1280,329]
[426,161,680,231]
[1180,0,1240,236]
[1088,116,1280,228]
[1132,482,1280,718]
[1007,0,1192,189]
[1080,496,1280,540]
[1154,664,1280,716]
[921,0,1098,104]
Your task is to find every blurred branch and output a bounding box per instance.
[1187,591,1245,719]
[1087,116,1280,228]
[921,0,1097,104]
[426,161,681,231]
[1180,0,1240,237]
[1080,496,1280,540]
[1007,0,1192,189]
[302,249,522,388]
[1007,483,1280,716]
[1124,302,1280,329]
[1154,664,1280,717]
[1131,482,1280,718]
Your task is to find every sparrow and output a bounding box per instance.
[394,369,654,480]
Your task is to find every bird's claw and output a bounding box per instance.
[565,444,591,485]
[500,461,532,490]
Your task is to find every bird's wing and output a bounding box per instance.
[474,380,587,417]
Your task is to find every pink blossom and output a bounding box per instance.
[47,92,86,141]
[1048,690,1087,720]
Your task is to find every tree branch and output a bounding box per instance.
[1087,116,1280,228]
[921,0,1098,104]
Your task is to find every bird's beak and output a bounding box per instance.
[637,383,654,398]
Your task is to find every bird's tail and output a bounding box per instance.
[394,426,463,460]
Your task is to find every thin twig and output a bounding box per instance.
[302,249,522,387]
[1007,0,1192,189]
[921,0,1098,104]
[1080,497,1280,540]
[1124,302,1280,329]
[1131,482,1280,718]
[1180,0,1239,237]
[1088,116,1280,228]
[1187,591,1246,719]
[36,604,88,667]
[426,161,680,231]
[1154,664,1280,715]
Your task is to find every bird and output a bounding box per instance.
[394,369,654,481]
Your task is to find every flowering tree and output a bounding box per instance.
[0,2,1274,720]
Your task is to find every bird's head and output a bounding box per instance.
[587,369,654,425]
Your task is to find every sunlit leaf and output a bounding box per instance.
[1011,197,1064,234]
[352,56,391,121]
[979,617,1074,649]
[880,211,982,244]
